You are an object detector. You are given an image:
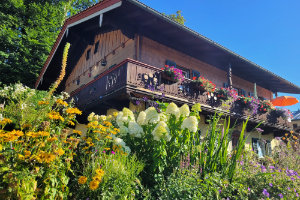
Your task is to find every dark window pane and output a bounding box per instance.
[86,49,91,60]
[94,41,99,54]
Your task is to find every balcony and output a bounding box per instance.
[70,58,291,131]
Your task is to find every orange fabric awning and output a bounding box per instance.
[271,96,299,106]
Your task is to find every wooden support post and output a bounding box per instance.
[275,92,278,98]
[134,34,140,61]
[227,63,232,89]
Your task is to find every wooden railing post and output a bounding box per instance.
[227,63,233,89]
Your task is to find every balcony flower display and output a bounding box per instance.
[161,65,184,83]
[258,100,273,114]
[271,108,293,120]
[235,95,253,109]
[190,76,216,93]
[214,87,237,101]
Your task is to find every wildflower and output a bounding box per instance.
[66,107,82,115]
[88,112,95,121]
[262,189,269,197]
[128,121,143,138]
[56,148,65,156]
[282,137,286,140]
[269,183,273,187]
[0,118,12,125]
[179,104,190,117]
[38,101,49,105]
[105,136,112,140]
[68,121,75,126]
[248,187,251,192]
[47,137,58,142]
[113,137,126,147]
[56,99,68,106]
[166,103,180,118]
[78,176,87,184]
[145,107,160,124]
[73,130,82,135]
[48,111,64,121]
[111,151,115,154]
[278,193,283,198]
[95,169,105,177]
[137,111,146,125]
[181,116,198,132]
[152,121,171,141]
[87,121,98,129]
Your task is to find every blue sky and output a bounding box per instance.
[139,0,300,112]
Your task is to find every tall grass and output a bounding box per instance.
[199,113,248,182]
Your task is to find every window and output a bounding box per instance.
[248,92,255,97]
[76,78,80,85]
[223,83,229,88]
[293,124,298,129]
[252,138,272,158]
[192,70,201,79]
[86,49,91,60]
[94,41,99,54]
[231,130,240,148]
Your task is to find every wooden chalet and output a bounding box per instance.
[36,0,300,155]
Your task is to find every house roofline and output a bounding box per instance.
[35,0,122,88]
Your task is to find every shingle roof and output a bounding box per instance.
[292,110,300,120]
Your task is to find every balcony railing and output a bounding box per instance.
[70,58,291,130]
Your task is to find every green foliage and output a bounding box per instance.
[168,10,186,25]
[0,0,98,87]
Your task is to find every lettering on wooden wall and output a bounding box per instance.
[105,68,121,91]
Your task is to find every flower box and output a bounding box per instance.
[189,81,206,92]
[161,71,179,83]
[160,65,184,83]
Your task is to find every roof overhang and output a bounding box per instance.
[36,0,300,94]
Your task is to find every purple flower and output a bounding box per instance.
[102,150,106,153]
[218,189,222,193]
[278,194,283,198]
[136,100,141,105]
[240,161,244,165]
[256,128,264,133]
[142,96,148,101]
[248,187,251,192]
[291,177,295,181]
[269,166,275,169]
[262,189,269,197]
[294,189,297,193]
[296,193,299,197]
[288,187,291,190]
[111,151,115,155]
[269,183,273,187]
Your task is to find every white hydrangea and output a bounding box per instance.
[158,113,167,122]
[122,107,135,121]
[137,111,146,125]
[145,107,160,124]
[123,146,131,154]
[179,104,190,118]
[128,121,143,138]
[152,121,171,142]
[166,102,180,118]
[181,116,198,132]
[113,137,126,147]
[119,125,129,135]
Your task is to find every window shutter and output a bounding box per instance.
[258,140,266,157]
[266,141,272,156]
[252,138,258,154]
[192,70,201,79]
[241,89,246,96]
[165,60,176,67]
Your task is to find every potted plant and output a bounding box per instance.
[161,65,184,83]
[190,76,216,93]
[235,95,253,110]
[214,87,233,101]
[258,100,273,114]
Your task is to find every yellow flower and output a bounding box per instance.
[56,148,65,156]
[73,130,82,135]
[78,176,87,184]
[87,121,98,129]
[18,154,25,160]
[68,121,75,126]
[48,111,64,121]
[92,175,103,182]
[282,137,286,140]
[0,118,12,125]
[290,130,294,134]
[47,137,58,142]
[24,150,31,158]
[38,101,49,105]
[89,180,100,190]
[105,136,112,140]
[103,121,112,127]
[113,112,118,117]
[95,169,105,177]
[56,99,68,106]
[66,108,82,115]
[285,133,288,136]
[104,148,110,151]
[38,131,50,137]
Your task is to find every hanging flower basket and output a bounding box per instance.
[161,71,179,83]
[160,65,184,83]
[189,81,206,92]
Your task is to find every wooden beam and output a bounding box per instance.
[227,63,233,89]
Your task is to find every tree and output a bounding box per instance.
[0,0,98,88]
[168,10,186,25]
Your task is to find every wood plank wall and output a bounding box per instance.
[65,29,134,93]
[139,36,273,100]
